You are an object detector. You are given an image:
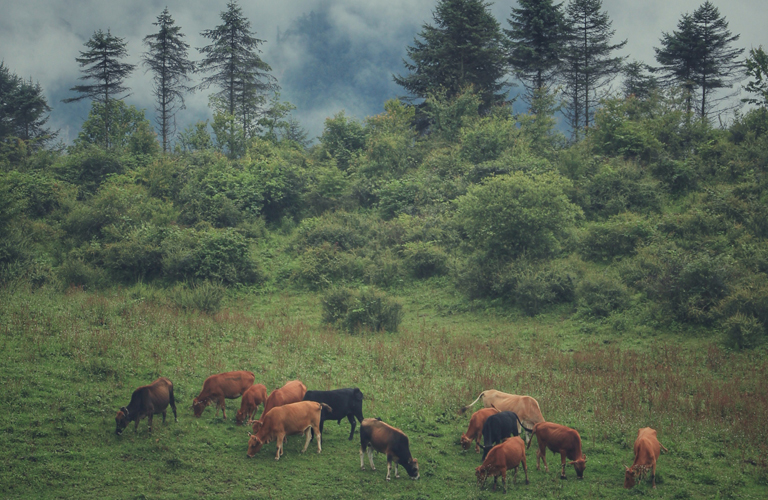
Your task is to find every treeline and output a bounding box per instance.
[1,0,768,349]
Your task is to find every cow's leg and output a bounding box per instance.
[512,466,517,485]
[162,410,167,424]
[220,397,227,419]
[315,425,322,454]
[651,462,657,489]
[492,475,497,491]
[301,426,312,453]
[386,459,392,481]
[560,452,567,479]
[475,438,481,453]
[276,433,284,460]
[360,447,366,470]
[502,469,508,493]
[523,455,529,484]
[368,447,376,470]
[394,461,400,479]
[347,414,356,440]
[134,417,140,433]
[147,414,153,434]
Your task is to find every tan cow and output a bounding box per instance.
[461,407,500,453]
[624,427,668,489]
[193,370,255,419]
[115,377,177,435]
[235,384,268,425]
[258,380,307,422]
[460,390,545,442]
[476,436,529,492]
[528,421,587,479]
[247,401,331,460]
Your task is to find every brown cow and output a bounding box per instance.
[360,418,419,481]
[235,384,268,425]
[259,380,307,422]
[461,407,500,453]
[624,427,668,489]
[115,377,177,435]
[528,421,587,479]
[476,436,529,492]
[460,390,545,443]
[193,370,255,419]
[246,401,331,460]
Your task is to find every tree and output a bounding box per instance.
[0,63,54,147]
[198,1,277,156]
[63,30,136,149]
[621,60,659,100]
[394,0,508,112]
[655,1,743,119]
[142,7,195,153]
[73,100,157,155]
[743,46,767,107]
[562,0,626,132]
[506,0,567,95]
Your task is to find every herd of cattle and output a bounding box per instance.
[114,373,668,491]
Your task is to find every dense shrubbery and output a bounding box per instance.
[321,286,403,333]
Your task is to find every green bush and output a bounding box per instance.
[292,242,360,290]
[582,161,662,218]
[402,241,449,279]
[321,287,403,333]
[57,257,109,290]
[169,280,225,314]
[581,213,654,261]
[514,262,577,316]
[577,272,630,318]
[724,313,765,350]
[53,145,124,195]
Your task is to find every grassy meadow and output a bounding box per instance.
[1,281,766,499]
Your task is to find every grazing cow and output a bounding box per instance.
[460,390,545,443]
[246,401,331,460]
[481,409,531,459]
[259,380,307,422]
[360,418,419,481]
[528,421,587,479]
[193,370,255,419]
[476,436,529,492]
[624,427,668,489]
[303,387,364,440]
[461,407,500,453]
[115,377,177,435]
[235,384,268,426]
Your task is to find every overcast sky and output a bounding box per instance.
[1,0,764,144]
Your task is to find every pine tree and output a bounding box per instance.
[506,0,567,94]
[198,1,277,156]
[562,0,626,132]
[743,46,768,107]
[142,7,195,153]
[63,30,136,149]
[621,60,658,100]
[394,0,508,112]
[0,63,54,147]
[655,2,743,119]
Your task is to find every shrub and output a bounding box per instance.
[581,213,654,261]
[402,241,449,279]
[321,287,403,333]
[724,313,765,350]
[582,160,662,218]
[514,261,577,316]
[57,257,109,290]
[292,242,360,290]
[577,272,630,318]
[169,280,225,314]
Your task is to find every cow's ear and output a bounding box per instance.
[583,454,588,462]
[624,465,630,471]
[248,432,252,436]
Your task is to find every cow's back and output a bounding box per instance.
[258,401,321,439]
[492,395,544,426]
[304,387,363,419]
[469,407,499,437]
[262,380,307,420]
[634,428,662,465]
[534,422,582,459]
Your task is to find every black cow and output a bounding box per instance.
[303,387,364,440]
[482,410,531,459]
[115,377,177,435]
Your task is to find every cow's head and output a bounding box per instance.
[568,454,587,479]
[192,398,208,417]
[404,458,419,479]
[235,409,246,425]
[460,433,472,451]
[115,407,129,435]
[251,420,264,434]
[624,464,649,489]
[475,465,489,487]
[246,432,264,457]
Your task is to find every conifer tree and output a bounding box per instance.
[562,0,626,132]
[394,0,508,112]
[506,0,567,94]
[743,46,768,107]
[0,64,55,148]
[142,7,195,153]
[655,1,743,119]
[63,30,136,149]
[621,60,658,100]
[198,1,277,156]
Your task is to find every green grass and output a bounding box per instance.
[1,282,766,499]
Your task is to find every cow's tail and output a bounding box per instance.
[459,392,485,415]
[526,425,537,449]
[519,417,533,435]
[319,403,333,413]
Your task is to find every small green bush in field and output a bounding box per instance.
[169,280,225,314]
[724,313,765,350]
[292,242,360,290]
[514,262,577,316]
[321,287,403,333]
[577,272,630,318]
[402,241,448,279]
[581,212,654,261]
[57,257,109,290]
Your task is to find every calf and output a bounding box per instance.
[259,380,307,421]
[360,418,419,481]
[247,401,331,460]
[193,370,255,419]
[624,427,668,489]
[476,436,529,492]
[460,390,545,443]
[303,387,364,440]
[482,410,531,460]
[528,421,587,479]
[235,384,268,425]
[115,377,177,435]
[461,407,500,453]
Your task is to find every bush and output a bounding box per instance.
[402,241,449,279]
[581,213,654,261]
[582,160,662,218]
[292,242,360,290]
[724,313,765,350]
[169,280,225,314]
[514,261,577,316]
[57,257,109,290]
[577,272,630,318]
[321,287,403,333]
